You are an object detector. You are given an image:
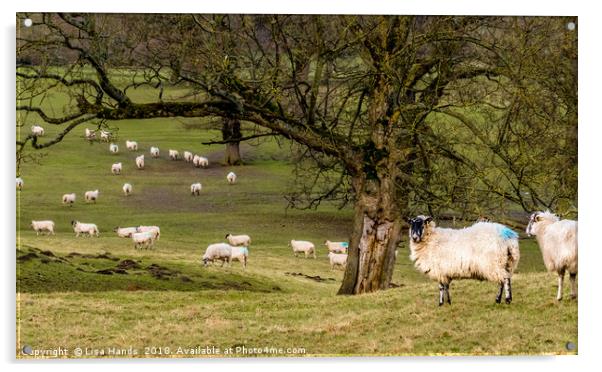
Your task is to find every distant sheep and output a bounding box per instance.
[131,231,156,249]
[100,130,111,142]
[72,220,99,237]
[202,243,232,266]
[226,171,237,184]
[16,177,23,190]
[84,189,99,203]
[325,240,348,253]
[193,155,209,168]
[190,182,202,196]
[30,220,55,236]
[84,128,95,140]
[137,225,160,241]
[150,146,160,158]
[183,151,193,162]
[230,246,249,268]
[109,143,119,154]
[169,149,180,160]
[111,162,122,175]
[135,154,145,169]
[526,211,578,301]
[328,252,348,270]
[408,215,520,306]
[289,240,316,259]
[126,140,138,151]
[123,183,132,196]
[225,234,251,247]
[113,226,138,238]
[62,193,76,206]
[31,125,45,137]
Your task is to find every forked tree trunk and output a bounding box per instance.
[222,117,243,165]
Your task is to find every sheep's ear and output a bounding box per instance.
[407,218,413,224]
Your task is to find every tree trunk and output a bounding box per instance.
[222,117,242,165]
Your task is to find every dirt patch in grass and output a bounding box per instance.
[285,272,336,282]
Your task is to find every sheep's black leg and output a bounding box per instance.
[569,273,577,300]
[504,278,513,304]
[496,281,504,304]
[445,284,451,305]
[438,283,445,306]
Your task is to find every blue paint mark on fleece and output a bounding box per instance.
[241,247,249,255]
[498,226,518,240]
[341,242,349,248]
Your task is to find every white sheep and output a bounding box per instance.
[169,149,180,160]
[408,215,520,306]
[100,130,111,142]
[71,220,99,237]
[226,171,237,184]
[289,240,316,259]
[131,231,156,249]
[192,155,209,168]
[230,246,249,268]
[328,252,348,270]
[84,189,99,203]
[190,182,202,196]
[62,193,76,206]
[84,128,94,139]
[31,125,45,137]
[183,151,193,162]
[325,240,348,253]
[126,140,138,151]
[30,220,55,235]
[135,154,145,169]
[111,162,122,175]
[123,183,132,196]
[526,211,578,301]
[225,234,251,247]
[137,225,160,241]
[202,243,232,266]
[113,226,138,238]
[109,143,119,154]
[16,177,23,190]
[150,146,160,158]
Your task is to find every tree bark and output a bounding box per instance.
[222,117,243,165]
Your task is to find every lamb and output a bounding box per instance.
[168,149,180,160]
[137,225,160,240]
[183,151,193,162]
[71,220,99,237]
[123,183,132,196]
[202,243,232,266]
[126,140,138,151]
[231,246,249,268]
[225,233,251,247]
[30,220,55,235]
[150,146,160,158]
[84,189,99,203]
[109,143,119,154]
[190,182,202,196]
[113,226,138,238]
[328,252,348,270]
[131,231,156,249]
[226,171,237,184]
[408,215,520,306]
[100,130,111,142]
[526,211,578,301]
[135,154,145,169]
[84,128,95,140]
[62,193,76,206]
[16,177,23,190]
[193,155,209,168]
[289,240,316,259]
[111,162,122,175]
[31,125,45,137]
[325,240,348,253]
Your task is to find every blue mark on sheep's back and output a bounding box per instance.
[341,242,349,248]
[242,247,249,255]
[498,225,518,240]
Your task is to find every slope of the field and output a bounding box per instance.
[16,119,577,357]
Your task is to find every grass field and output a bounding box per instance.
[16,117,577,358]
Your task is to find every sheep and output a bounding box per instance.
[30,220,55,236]
[190,182,202,196]
[135,154,145,169]
[100,130,111,142]
[31,125,45,137]
[526,211,578,301]
[202,243,232,266]
[123,183,132,196]
[137,225,160,241]
[325,240,348,253]
[225,233,251,247]
[16,177,23,190]
[328,252,348,270]
[169,149,180,160]
[289,240,316,259]
[71,220,99,237]
[226,171,237,184]
[230,246,249,268]
[183,151,193,162]
[126,140,138,151]
[84,189,99,203]
[150,146,160,158]
[111,162,122,175]
[109,143,119,154]
[131,231,156,249]
[113,226,138,238]
[193,155,209,168]
[84,128,95,140]
[62,193,76,206]
[408,215,520,306]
